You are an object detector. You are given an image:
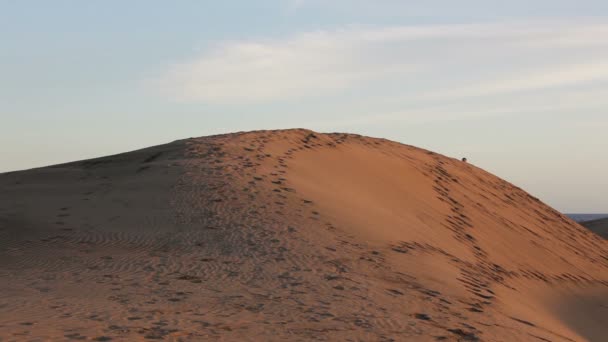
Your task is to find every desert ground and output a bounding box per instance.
[0,129,606,341]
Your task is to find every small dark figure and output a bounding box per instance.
[462,157,467,163]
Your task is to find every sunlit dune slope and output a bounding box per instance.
[1,129,606,341]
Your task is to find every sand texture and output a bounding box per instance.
[1,129,607,341]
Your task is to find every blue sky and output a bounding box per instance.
[1,1,607,213]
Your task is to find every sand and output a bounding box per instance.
[0,129,606,341]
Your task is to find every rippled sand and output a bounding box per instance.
[1,129,606,341]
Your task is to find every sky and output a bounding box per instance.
[1,0,607,213]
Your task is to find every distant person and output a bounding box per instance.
[462,157,467,163]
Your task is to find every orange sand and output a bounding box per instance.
[1,129,606,341]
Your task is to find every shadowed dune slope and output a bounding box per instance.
[1,129,607,341]
[582,218,608,239]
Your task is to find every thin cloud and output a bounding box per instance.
[157,30,423,102]
[286,0,307,11]
[156,20,608,105]
[415,62,608,102]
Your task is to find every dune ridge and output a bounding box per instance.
[1,129,606,341]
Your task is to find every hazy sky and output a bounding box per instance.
[1,1,607,213]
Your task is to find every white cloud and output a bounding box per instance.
[156,20,608,106]
[286,0,307,11]
[417,62,608,101]
[158,30,423,102]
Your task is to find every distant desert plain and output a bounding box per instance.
[0,129,606,341]
[581,218,608,240]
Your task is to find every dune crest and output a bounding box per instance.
[1,129,606,341]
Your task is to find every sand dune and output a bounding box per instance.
[0,129,606,341]
[581,218,608,239]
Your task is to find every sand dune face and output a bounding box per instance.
[1,129,606,341]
